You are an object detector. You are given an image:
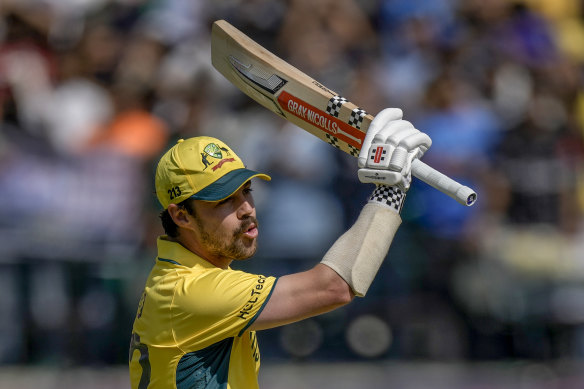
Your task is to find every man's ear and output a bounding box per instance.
[167,204,192,229]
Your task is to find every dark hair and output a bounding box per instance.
[159,199,196,238]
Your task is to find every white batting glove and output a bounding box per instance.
[357,108,432,192]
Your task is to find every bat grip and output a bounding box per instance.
[411,159,477,206]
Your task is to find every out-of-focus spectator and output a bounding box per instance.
[277,0,377,91]
[483,84,584,276]
[0,11,55,133]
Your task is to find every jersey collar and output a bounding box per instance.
[156,236,219,269]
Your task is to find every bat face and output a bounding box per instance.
[211,20,372,158]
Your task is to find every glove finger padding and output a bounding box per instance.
[374,120,417,148]
[358,108,403,168]
[389,131,432,170]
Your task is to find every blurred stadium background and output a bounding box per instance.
[1,0,584,388]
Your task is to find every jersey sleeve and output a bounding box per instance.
[170,268,277,350]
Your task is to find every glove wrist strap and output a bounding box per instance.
[368,185,406,214]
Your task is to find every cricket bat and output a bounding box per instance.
[211,20,477,206]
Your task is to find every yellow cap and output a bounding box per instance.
[155,136,271,208]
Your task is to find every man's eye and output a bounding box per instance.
[243,187,254,195]
[216,197,232,206]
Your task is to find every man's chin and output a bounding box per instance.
[242,246,258,260]
[231,242,257,261]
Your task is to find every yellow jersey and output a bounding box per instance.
[129,237,277,389]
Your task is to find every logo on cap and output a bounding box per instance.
[201,143,235,171]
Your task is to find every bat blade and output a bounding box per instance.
[211,20,476,206]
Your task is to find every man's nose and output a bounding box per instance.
[237,196,254,218]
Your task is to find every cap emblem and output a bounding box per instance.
[201,143,235,171]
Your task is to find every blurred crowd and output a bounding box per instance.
[1,0,584,367]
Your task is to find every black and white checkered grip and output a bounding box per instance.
[326,96,347,117]
[368,185,406,213]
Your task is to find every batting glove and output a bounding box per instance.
[357,108,432,192]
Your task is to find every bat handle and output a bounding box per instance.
[411,159,477,206]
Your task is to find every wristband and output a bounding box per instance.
[368,185,406,214]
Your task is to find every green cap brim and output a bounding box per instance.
[191,168,271,201]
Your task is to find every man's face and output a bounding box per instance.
[190,181,259,263]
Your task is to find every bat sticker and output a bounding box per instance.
[229,55,287,94]
[228,55,288,116]
[349,108,367,130]
[278,91,363,148]
[325,133,341,149]
[312,80,337,96]
[326,96,348,117]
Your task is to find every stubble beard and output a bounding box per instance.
[196,217,258,261]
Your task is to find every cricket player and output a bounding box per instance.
[129,108,431,388]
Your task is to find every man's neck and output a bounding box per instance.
[169,235,232,270]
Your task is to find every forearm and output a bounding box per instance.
[320,187,404,297]
[249,264,353,331]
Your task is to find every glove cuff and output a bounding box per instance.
[368,185,406,214]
